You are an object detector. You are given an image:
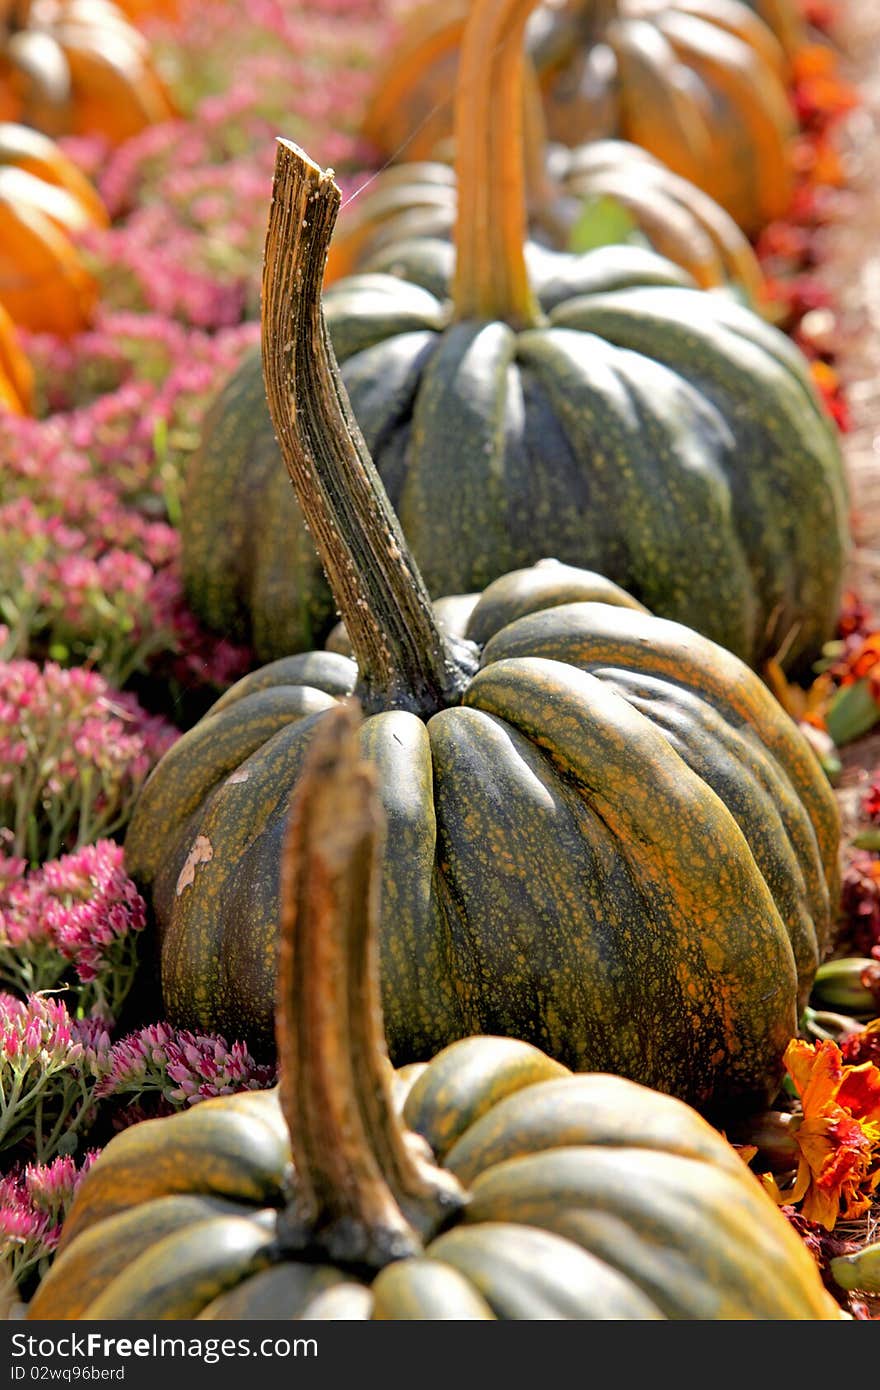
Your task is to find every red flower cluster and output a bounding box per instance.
[755,30,857,432]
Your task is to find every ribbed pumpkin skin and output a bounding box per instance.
[360,0,794,234]
[125,563,838,1115]
[180,357,335,659]
[27,1041,839,1321]
[0,121,106,334]
[0,298,33,411]
[183,241,847,675]
[325,141,764,301]
[742,0,804,56]
[0,0,175,144]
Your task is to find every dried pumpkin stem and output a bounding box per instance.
[452,0,543,326]
[277,702,465,1270]
[262,139,477,718]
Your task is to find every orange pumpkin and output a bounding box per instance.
[745,0,805,57]
[362,0,796,234]
[0,0,176,143]
[0,120,107,334]
[111,0,177,20]
[0,298,32,410]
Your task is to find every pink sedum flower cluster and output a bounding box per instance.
[0,994,107,1162]
[0,841,147,1023]
[0,1153,98,1297]
[96,1021,275,1120]
[0,656,177,860]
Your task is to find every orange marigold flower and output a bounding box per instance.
[762,1039,880,1231]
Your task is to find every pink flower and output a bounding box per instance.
[97,1021,275,1118]
[0,659,177,859]
[0,842,147,1022]
[0,1153,97,1298]
[0,994,108,1163]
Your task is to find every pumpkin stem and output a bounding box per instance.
[276,701,466,1270]
[452,0,544,326]
[262,139,478,718]
[521,55,556,214]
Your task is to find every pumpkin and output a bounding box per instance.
[743,0,805,56]
[327,48,764,301]
[111,0,177,20]
[0,120,106,333]
[29,703,840,1321]
[327,39,764,299]
[361,0,796,234]
[0,298,32,410]
[128,137,840,1118]
[0,0,175,144]
[183,0,846,675]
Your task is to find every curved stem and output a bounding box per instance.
[262,139,477,717]
[452,0,543,326]
[277,702,465,1271]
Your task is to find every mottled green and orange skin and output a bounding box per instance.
[124,563,838,1115]
[28,1039,838,1320]
[183,241,847,675]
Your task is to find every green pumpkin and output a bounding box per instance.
[182,0,846,676]
[30,706,839,1321]
[125,139,839,1118]
[360,0,796,233]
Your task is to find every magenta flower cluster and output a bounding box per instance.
[0,1153,98,1299]
[2,313,256,692]
[0,655,178,860]
[95,1022,275,1118]
[0,985,273,1164]
[0,841,147,1022]
[0,994,105,1162]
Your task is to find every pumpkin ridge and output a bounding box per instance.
[463,1147,827,1318]
[514,326,757,658]
[424,1221,662,1319]
[465,655,798,1106]
[82,1217,278,1320]
[125,684,337,889]
[478,601,840,890]
[557,291,846,664]
[26,1196,265,1321]
[158,714,328,1039]
[435,1073,746,1184]
[361,710,469,1060]
[427,701,706,1080]
[323,273,444,361]
[396,320,521,594]
[335,331,441,510]
[605,670,827,981]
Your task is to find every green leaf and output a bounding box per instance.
[567,196,640,254]
[825,679,880,746]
